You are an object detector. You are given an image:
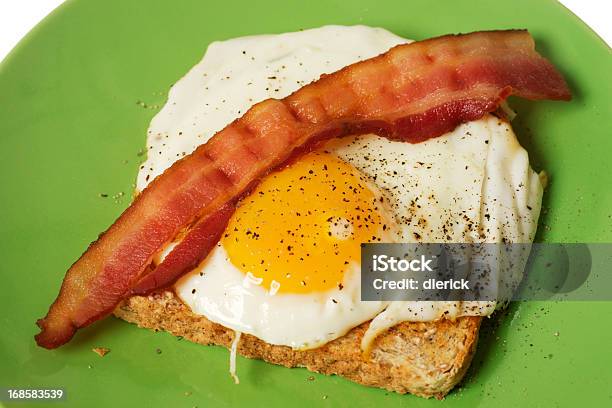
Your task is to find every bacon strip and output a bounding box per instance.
[35,30,571,349]
[129,203,235,296]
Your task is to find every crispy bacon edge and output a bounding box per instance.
[35,29,571,349]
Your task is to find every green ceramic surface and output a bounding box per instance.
[1,0,610,406]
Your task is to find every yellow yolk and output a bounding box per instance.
[222,152,388,294]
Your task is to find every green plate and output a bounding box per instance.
[1,0,610,406]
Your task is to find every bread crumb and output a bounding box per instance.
[92,347,110,357]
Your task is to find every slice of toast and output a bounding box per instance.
[114,291,481,399]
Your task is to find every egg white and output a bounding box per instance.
[176,247,383,349]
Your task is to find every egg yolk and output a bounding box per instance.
[222,151,389,294]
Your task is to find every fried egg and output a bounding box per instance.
[137,26,543,350]
[175,152,398,348]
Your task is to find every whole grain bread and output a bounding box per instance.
[114,291,481,399]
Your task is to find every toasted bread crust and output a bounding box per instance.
[114,291,481,399]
